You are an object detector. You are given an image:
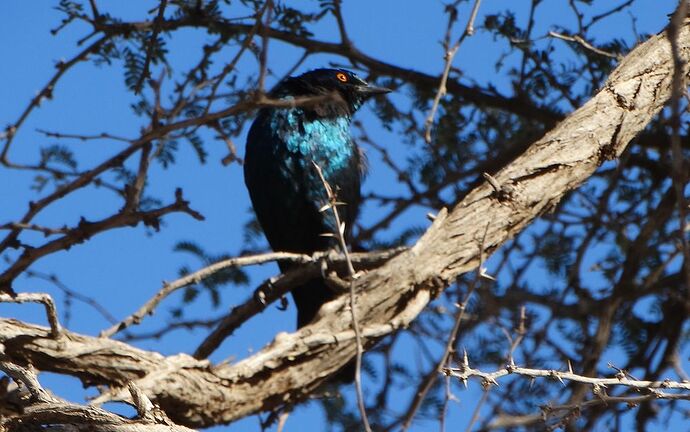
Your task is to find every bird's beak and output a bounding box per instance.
[357,84,392,96]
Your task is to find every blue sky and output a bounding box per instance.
[0,1,681,431]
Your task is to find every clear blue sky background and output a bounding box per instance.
[0,1,681,431]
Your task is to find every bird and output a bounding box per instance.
[244,68,391,331]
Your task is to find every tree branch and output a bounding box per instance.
[2,16,689,430]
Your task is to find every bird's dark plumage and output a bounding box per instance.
[244,69,390,329]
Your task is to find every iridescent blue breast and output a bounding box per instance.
[269,107,354,179]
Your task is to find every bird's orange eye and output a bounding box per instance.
[336,72,348,82]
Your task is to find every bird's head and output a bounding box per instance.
[276,68,391,115]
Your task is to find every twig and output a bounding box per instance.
[257,0,273,92]
[0,188,204,290]
[548,31,622,60]
[87,0,100,20]
[586,0,635,30]
[200,3,269,117]
[439,357,458,432]
[0,36,108,166]
[448,360,690,428]
[101,250,313,338]
[446,361,690,392]
[35,128,131,143]
[134,0,168,94]
[25,269,118,326]
[312,161,370,432]
[212,122,242,165]
[332,0,352,48]
[465,388,489,432]
[0,293,61,337]
[102,247,404,340]
[0,222,69,237]
[424,0,482,143]
[120,315,223,342]
[507,305,527,365]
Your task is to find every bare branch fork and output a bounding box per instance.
[0,358,195,431]
[312,160,371,432]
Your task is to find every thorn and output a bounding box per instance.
[567,360,573,374]
[479,267,496,281]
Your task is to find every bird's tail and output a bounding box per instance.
[290,277,355,382]
[291,278,335,328]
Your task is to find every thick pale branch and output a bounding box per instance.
[2,19,689,429]
[0,353,194,431]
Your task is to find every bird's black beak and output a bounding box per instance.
[357,84,392,97]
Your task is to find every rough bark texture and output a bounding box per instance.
[1,20,689,429]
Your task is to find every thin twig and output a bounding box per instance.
[102,247,404,340]
[25,269,118,326]
[0,36,108,166]
[0,188,203,290]
[120,315,223,342]
[134,0,168,94]
[507,305,527,365]
[100,251,313,338]
[312,161,371,432]
[257,0,273,92]
[35,129,131,143]
[0,223,69,237]
[332,0,352,47]
[424,0,482,143]
[465,389,489,432]
[439,357,458,432]
[201,2,269,117]
[548,31,622,60]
